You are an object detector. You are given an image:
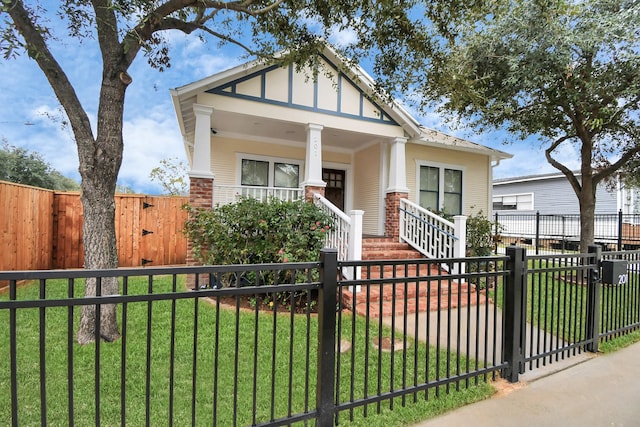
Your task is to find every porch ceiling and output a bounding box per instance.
[210,110,380,151]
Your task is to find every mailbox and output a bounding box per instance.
[602,260,628,286]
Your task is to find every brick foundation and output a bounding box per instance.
[385,192,408,240]
[305,185,325,202]
[187,176,214,287]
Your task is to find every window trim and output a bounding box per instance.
[492,192,534,211]
[236,153,303,188]
[415,160,465,215]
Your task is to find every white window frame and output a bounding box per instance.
[415,160,465,215]
[492,192,534,211]
[236,153,304,188]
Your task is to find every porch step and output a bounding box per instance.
[345,237,485,318]
[361,237,425,260]
[341,280,487,318]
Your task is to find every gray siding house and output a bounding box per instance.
[493,172,639,215]
[492,172,640,246]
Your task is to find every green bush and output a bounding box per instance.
[183,197,333,285]
[465,210,499,257]
[465,209,501,289]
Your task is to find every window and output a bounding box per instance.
[241,159,269,186]
[240,157,301,188]
[418,164,463,215]
[492,193,533,211]
[274,162,300,188]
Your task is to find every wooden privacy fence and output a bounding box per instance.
[1,181,188,271]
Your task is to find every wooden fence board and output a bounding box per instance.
[0,181,54,272]
[1,181,188,271]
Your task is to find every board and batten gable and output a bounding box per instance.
[405,143,492,215]
[493,174,618,215]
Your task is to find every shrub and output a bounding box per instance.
[466,209,500,257]
[465,209,502,289]
[183,197,333,289]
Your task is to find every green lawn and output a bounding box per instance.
[0,276,494,426]
[492,261,640,349]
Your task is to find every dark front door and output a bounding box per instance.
[322,169,345,211]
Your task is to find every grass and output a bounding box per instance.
[0,276,494,426]
[491,260,640,350]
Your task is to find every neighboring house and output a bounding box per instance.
[493,171,640,246]
[171,46,511,263]
[493,171,640,216]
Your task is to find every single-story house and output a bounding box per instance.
[493,171,640,216]
[493,171,640,247]
[171,46,512,263]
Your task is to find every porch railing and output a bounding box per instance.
[313,193,362,280]
[399,198,466,260]
[212,184,303,206]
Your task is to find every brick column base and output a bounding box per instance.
[305,185,325,202]
[385,192,408,240]
[187,176,214,287]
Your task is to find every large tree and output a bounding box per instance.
[420,0,640,252]
[0,0,473,343]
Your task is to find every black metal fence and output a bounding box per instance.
[1,247,640,425]
[495,211,640,253]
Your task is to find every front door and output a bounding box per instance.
[322,169,345,211]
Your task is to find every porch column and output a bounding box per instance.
[190,104,215,179]
[385,137,409,240]
[187,104,215,271]
[303,123,326,201]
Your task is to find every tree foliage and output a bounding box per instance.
[149,157,188,196]
[0,140,79,190]
[419,0,640,251]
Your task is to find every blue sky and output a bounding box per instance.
[0,6,581,194]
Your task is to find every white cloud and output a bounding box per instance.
[120,108,186,194]
[328,24,359,48]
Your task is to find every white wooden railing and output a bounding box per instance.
[212,184,303,206]
[399,199,466,262]
[313,193,362,281]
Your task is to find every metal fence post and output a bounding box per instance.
[586,245,602,353]
[618,210,623,251]
[503,246,526,383]
[317,248,338,426]
[535,211,540,255]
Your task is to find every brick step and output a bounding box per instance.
[349,291,487,318]
[344,281,474,305]
[362,241,415,250]
[362,250,425,260]
[343,284,487,318]
[362,264,445,276]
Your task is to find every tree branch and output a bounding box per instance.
[545,134,582,193]
[91,0,121,68]
[593,145,640,185]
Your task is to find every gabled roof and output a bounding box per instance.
[170,44,512,161]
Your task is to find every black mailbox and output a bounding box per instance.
[602,260,628,286]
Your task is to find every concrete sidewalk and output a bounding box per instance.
[413,340,640,427]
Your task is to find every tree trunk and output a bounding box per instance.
[76,75,126,345]
[578,175,597,253]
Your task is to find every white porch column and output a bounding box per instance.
[190,104,215,179]
[303,123,325,187]
[386,137,409,193]
[453,215,467,276]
